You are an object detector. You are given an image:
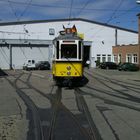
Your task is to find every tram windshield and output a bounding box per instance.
[61,44,77,59]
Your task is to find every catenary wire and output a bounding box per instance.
[106,0,124,24]
[68,0,73,24]
[0,0,138,12]
[76,0,92,17]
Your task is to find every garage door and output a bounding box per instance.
[0,47,10,69]
[12,45,49,69]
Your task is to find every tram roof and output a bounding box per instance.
[54,33,83,41]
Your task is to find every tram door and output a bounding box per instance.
[83,45,90,66]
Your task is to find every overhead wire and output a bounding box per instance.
[88,0,134,39]
[76,0,91,17]
[18,0,32,21]
[0,0,138,37]
[0,0,138,12]
[1,0,33,65]
[106,0,124,24]
[111,6,139,19]
[7,0,32,21]
[7,0,19,20]
[68,0,73,25]
[5,0,33,43]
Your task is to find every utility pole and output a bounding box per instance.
[136,1,140,67]
[9,44,12,70]
[115,29,118,46]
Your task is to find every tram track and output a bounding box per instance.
[75,88,101,140]
[83,70,140,140]
[6,71,56,140]
[84,70,140,104]
[92,71,140,92]
[5,71,100,140]
[86,70,140,89]
[75,71,140,121]
[6,72,44,140]
[26,72,100,140]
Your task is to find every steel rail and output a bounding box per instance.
[6,71,99,140]
[83,71,140,112]
[75,88,101,140]
[86,70,140,87]
[26,72,97,140]
[48,87,62,140]
[6,72,44,140]
[59,102,94,140]
[84,71,140,103]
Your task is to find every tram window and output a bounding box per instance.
[56,41,59,59]
[79,41,81,59]
[61,44,77,59]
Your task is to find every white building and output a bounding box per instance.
[0,18,138,69]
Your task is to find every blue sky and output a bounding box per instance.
[0,0,139,31]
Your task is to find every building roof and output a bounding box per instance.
[113,44,138,48]
[0,18,138,34]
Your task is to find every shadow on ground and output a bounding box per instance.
[56,75,89,88]
[0,69,8,77]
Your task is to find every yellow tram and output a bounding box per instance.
[52,25,84,85]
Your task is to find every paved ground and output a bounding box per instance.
[0,71,28,140]
[0,68,140,140]
[84,68,140,140]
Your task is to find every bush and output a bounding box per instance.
[95,60,101,67]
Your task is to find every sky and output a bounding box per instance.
[0,0,139,31]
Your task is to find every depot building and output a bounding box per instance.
[0,18,138,69]
[113,14,140,67]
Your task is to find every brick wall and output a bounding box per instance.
[113,44,139,64]
[112,14,140,67]
[138,14,140,44]
[138,14,140,67]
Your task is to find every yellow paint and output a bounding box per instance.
[52,61,83,77]
[77,33,84,39]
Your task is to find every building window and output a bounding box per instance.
[113,54,117,63]
[126,54,132,63]
[97,54,101,62]
[107,55,111,62]
[133,54,138,64]
[118,54,122,63]
[102,54,106,62]
[49,28,55,35]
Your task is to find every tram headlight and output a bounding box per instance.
[67,66,71,70]
[67,71,71,75]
